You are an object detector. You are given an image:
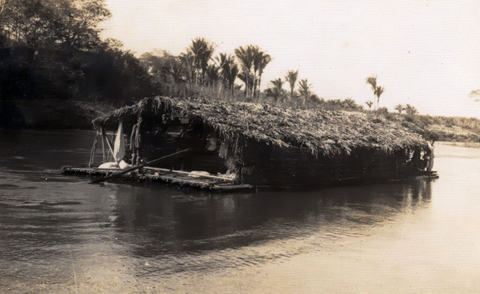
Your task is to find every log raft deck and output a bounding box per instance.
[62,96,438,191]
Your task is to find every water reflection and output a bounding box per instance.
[110,180,433,261]
[1,130,442,292]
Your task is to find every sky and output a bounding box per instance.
[103,0,480,118]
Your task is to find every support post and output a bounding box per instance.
[100,127,107,163]
[89,131,99,168]
[130,116,142,166]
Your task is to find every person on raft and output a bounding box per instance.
[424,141,435,171]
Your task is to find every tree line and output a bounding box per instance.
[0,0,419,116]
[139,38,369,112]
[0,0,153,102]
[139,39,276,102]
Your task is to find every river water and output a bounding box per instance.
[0,130,479,293]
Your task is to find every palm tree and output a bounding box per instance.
[188,37,215,86]
[405,104,418,115]
[366,75,377,109]
[394,104,405,114]
[264,78,286,102]
[179,51,196,85]
[237,71,255,98]
[227,63,239,96]
[375,86,385,108]
[297,79,314,106]
[365,101,373,110]
[253,48,271,99]
[249,45,260,99]
[366,75,385,110]
[469,89,480,102]
[216,53,240,97]
[206,64,220,87]
[216,53,230,89]
[235,45,255,99]
[285,70,299,101]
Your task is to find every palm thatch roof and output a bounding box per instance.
[93,96,428,157]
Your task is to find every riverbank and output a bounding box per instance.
[2,98,480,143]
[1,99,116,130]
[439,141,480,148]
[379,112,480,142]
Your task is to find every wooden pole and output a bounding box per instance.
[89,131,99,168]
[90,148,192,184]
[100,127,107,163]
[104,132,115,159]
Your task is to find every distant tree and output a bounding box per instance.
[253,48,271,99]
[188,37,215,86]
[216,53,231,89]
[394,104,405,114]
[0,0,156,102]
[377,107,389,114]
[237,71,255,97]
[140,50,187,96]
[248,45,260,99]
[344,98,362,110]
[1,0,111,53]
[365,100,373,110]
[179,51,195,85]
[376,86,385,107]
[297,79,315,105]
[264,78,286,102]
[469,89,480,101]
[226,62,239,97]
[366,75,385,110]
[285,70,299,101]
[235,45,255,99]
[206,64,220,87]
[405,104,418,115]
[216,53,242,97]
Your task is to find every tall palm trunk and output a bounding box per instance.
[257,75,262,99]
[244,67,248,98]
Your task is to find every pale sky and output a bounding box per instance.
[103,0,480,118]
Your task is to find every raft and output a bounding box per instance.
[61,166,254,192]
[63,96,440,191]
[61,165,438,192]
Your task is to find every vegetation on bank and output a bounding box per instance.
[0,0,154,104]
[384,112,480,142]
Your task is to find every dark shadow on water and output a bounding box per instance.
[110,180,433,258]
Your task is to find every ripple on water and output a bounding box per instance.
[0,184,20,189]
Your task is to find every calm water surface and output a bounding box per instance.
[0,130,479,293]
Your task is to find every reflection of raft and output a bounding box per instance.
[61,166,254,192]
[392,170,439,181]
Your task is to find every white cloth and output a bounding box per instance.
[98,162,119,169]
[113,121,125,162]
[118,160,132,170]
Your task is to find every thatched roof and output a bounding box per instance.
[93,96,428,157]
